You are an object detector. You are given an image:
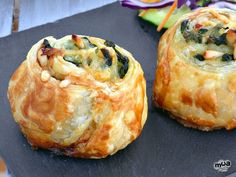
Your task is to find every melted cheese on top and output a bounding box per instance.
[173,9,236,73]
[37,35,129,83]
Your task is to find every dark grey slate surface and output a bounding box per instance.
[0,2,235,177]
[18,0,116,31]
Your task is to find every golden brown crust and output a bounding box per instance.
[180,89,193,106]
[8,35,147,158]
[153,8,236,131]
[195,88,218,117]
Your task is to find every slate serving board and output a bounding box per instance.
[0,2,235,177]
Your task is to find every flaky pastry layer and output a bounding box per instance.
[8,35,147,158]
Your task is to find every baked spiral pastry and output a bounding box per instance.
[7,35,147,158]
[153,8,236,131]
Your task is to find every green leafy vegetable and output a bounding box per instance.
[139,5,191,28]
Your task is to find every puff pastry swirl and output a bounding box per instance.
[153,8,236,131]
[8,35,147,158]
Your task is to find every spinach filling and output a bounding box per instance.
[206,25,228,46]
[194,54,205,61]
[180,20,228,45]
[181,20,203,43]
[207,33,227,46]
[82,37,97,48]
[62,37,96,66]
[42,36,129,79]
[104,40,116,48]
[115,48,129,79]
[104,40,129,78]
[63,41,78,50]
[63,56,82,66]
[101,48,112,66]
[43,39,52,48]
[62,37,129,78]
[180,20,235,63]
[222,54,234,62]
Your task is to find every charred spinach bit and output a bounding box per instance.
[101,48,112,66]
[104,40,115,48]
[198,28,208,35]
[222,54,234,62]
[118,57,129,79]
[208,33,227,46]
[116,49,129,78]
[185,32,202,43]
[181,20,192,42]
[82,37,97,48]
[181,20,190,34]
[104,40,129,78]
[43,39,52,48]
[194,54,205,61]
[224,27,229,30]
[63,56,82,66]
[193,34,203,43]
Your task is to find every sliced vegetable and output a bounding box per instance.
[157,0,177,31]
[120,0,174,9]
[139,5,190,28]
[120,0,236,31]
[197,0,211,6]
[120,0,236,10]
[203,50,224,59]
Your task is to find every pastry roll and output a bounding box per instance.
[7,35,147,158]
[153,8,236,131]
